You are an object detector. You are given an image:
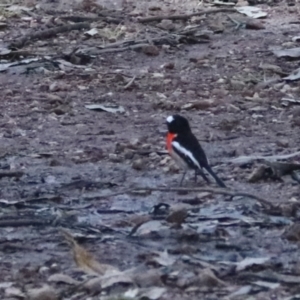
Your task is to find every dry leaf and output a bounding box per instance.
[132,269,163,287]
[284,68,300,81]
[236,6,267,19]
[61,229,119,275]
[48,273,80,285]
[133,220,168,236]
[273,48,300,58]
[84,270,134,293]
[85,104,125,114]
[140,287,167,299]
[5,287,25,298]
[236,257,270,272]
[27,285,57,300]
[151,250,176,266]
[198,268,226,287]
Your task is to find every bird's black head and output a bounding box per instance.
[166,114,191,134]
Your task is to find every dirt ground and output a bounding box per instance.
[0,0,300,299]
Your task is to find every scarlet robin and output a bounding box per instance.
[166,115,226,188]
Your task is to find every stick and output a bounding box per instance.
[131,187,274,208]
[138,8,237,23]
[97,187,274,209]
[227,151,300,165]
[0,171,24,178]
[0,219,49,227]
[124,76,136,90]
[10,22,90,49]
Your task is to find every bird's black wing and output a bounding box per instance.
[172,133,209,170]
[173,133,226,188]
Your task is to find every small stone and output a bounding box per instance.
[169,163,180,172]
[39,266,49,275]
[216,78,226,84]
[124,149,135,160]
[162,166,170,173]
[161,62,175,70]
[141,143,151,150]
[141,45,159,56]
[49,159,61,167]
[115,142,127,153]
[166,207,188,225]
[148,5,161,10]
[197,192,211,199]
[130,138,140,147]
[189,57,198,63]
[230,79,245,90]
[292,107,300,118]
[158,19,175,31]
[109,153,122,163]
[160,156,170,166]
[149,152,159,159]
[276,139,289,148]
[132,159,145,170]
[280,84,291,93]
[4,89,13,96]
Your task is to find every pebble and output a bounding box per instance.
[109,153,122,163]
[276,138,289,148]
[132,159,145,170]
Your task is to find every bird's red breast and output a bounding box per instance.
[166,133,176,152]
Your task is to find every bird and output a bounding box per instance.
[166,114,226,188]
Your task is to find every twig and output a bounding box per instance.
[60,15,122,24]
[9,22,90,49]
[132,187,274,209]
[227,151,300,165]
[138,8,237,23]
[97,186,274,209]
[124,76,136,90]
[0,171,24,178]
[0,219,50,227]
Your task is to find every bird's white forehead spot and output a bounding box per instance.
[166,115,174,123]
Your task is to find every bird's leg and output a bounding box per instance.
[179,171,187,186]
[194,170,198,183]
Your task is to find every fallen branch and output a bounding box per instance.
[98,187,274,209]
[138,8,237,23]
[10,22,90,49]
[227,151,300,165]
[131,187,274,208]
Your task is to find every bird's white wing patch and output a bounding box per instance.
[166,115,174,123]
[172,141,200,169]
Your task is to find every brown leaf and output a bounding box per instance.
[61,229,118,275]
[166,206,188,225]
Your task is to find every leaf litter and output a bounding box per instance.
[0,0,300,299]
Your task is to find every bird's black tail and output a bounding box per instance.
[205,165,226,188]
